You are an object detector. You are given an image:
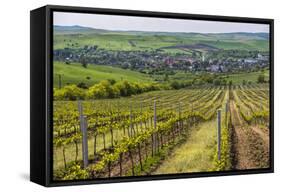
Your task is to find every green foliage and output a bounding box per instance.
[77,82,88,89]
[170,81,181,90]
[53,61,154,88]
[213,79,221,86]
[114,81,133,96]
[54,80,163,100]
[113,81,161,97]
[131,145,171,176]
[212,103,232,171]
[257,74,266,83]
[57,163,89,180]
[169,80,192,89]
[53,85,269,179]
[87,80,120,99]
[79,56,88,68]
[54,85,86,100]
[164,73,169,81]
[107,79,116,85]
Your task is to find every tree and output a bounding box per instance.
[164,73,169,81]
[107,79,116,85]
[214,79,221,86]
[87,80,120,99]
[54,85,86,100]
[114,81,132,96]
[77,82,88,89]
[82,62,88,68]
[80,56,88,68]
[257,74,266,83]
[87,83,108,99]
[170,81,181,90]
[228,80,233,87]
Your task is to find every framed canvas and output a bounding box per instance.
[30,5,274,187]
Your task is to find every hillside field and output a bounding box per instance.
[53,61,154,88]
[52,25,270,181]
[54,27,269,52]
[54,61,269,88]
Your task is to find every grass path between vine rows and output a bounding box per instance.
[153,119,217,174]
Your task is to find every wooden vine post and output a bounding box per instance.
[140,102,143,131]
[217,109,221,161]
[178,102,182,131]
[78,101,89,168]
[225,100,228,127]
[152,100,157,155]
[154,100,159,152]
[191,103,192,126]
[130,103,133,137]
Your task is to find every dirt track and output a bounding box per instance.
[230,100,269,170]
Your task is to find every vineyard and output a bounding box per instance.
[53,84,269,180]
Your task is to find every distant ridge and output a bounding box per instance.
[54,25,109,34]
[53,25,269,40]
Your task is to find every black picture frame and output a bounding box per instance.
[30,4,274,187]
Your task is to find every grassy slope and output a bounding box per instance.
[154,119,217,174]
[223,70,269,84]
[54,60,269,87]
[154,91,229,174]
[54,32,269,52]
[53,61,154,88]
[162,70,269,85]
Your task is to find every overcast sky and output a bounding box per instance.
[54,12,269,33]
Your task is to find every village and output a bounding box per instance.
[53,45,269,74]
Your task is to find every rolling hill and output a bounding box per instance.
[53,25,269,51]
[53,61,154,88]
[54,25,109,34]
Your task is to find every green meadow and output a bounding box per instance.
[53,61,154,88]
[54,32,269,52]
[54,60,269,88]
[223,70,269,84]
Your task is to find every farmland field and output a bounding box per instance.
[52,12,271,181]
[54,61,154,88]
[53,84,269,179]
[54,61,269,88]
[54,29,269,52]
